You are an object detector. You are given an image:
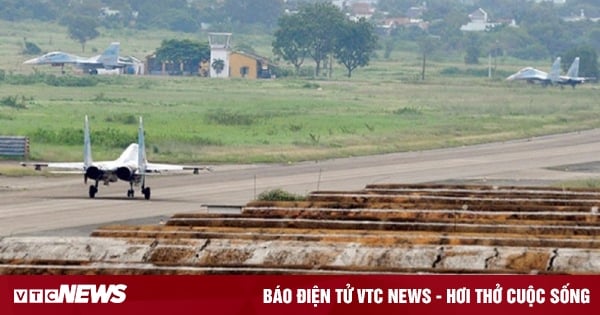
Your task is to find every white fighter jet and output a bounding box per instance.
[506,57,590,88]
[506,57,562,86]
[21,116,210,200]
[23,42,132,74]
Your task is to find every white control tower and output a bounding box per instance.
[208,32,232,78]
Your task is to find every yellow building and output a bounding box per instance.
[228,51,273,79]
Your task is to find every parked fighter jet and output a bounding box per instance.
[21,116,210,200]
[506,57,561,86]
[23,42,132,74]
[506,57,590,88]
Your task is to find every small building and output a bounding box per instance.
[460,8,500,32]
[349,2,375,20]
[377,17,428,36]
[229,51,273,79]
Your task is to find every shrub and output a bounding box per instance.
[5,73,45,85]
[257,189,305,201]
[44,75,98,87]
[32,127,133,147]
[205,109,257,126]
[393,106,422,116]
[0,95,30,109]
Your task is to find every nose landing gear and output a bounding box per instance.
[126,181,151,200]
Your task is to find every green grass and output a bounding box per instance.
[1,74,598,164]
[1,21,599,164]
[553,179,600,189]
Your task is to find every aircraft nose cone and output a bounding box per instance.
[23,57,39,65]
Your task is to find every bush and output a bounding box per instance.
[5,73,45,85]
[44,75,98,87]
[32,127,133,147]
[0,95,29,109]
[270,66,293,78]
[439,67,461,76]
[205,109,257,126]
[257,189,305,201]
[393,106,422,116]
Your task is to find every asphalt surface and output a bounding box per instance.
[2,129,600,237]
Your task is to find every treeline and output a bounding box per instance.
[0,0,285,33]
[273,3,377,78]
[0,0,598,75]
[380,0,599,61]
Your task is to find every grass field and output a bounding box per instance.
[1,21,598,164]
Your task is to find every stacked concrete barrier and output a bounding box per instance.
[1,184,599,274]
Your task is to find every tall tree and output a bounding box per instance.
[155,39,210,74]
[334,18,378,78]
[464,33,481,65]
[272,13,309,75]
[64,16,100,52]
[297,3,346,76]
[223,0,284,29]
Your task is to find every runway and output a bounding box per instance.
[2,129,600,237]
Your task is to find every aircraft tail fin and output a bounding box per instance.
[97,42,120,68]
[566,57,580,78]
[83,115,93,169]
[548,57,561,82]
[138,116,147,185]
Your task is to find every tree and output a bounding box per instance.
[334,18,378,78]
[129,0,200,31]
[417,35,439,81]
[162,9,199,33]
[297,2,346,76]
[464,33,481,65]
[376,0,412,16]
[223,0,284,29]
[272,13,309,75]
[155,39,210,75]
[423,2,468,51]
[63,16,99,52]
[562,46,599,78]
[212,59,225,75]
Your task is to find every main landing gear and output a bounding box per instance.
[88,180,151,200]
[89,184,98,198]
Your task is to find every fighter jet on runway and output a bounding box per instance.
[506,57,591,88]
[21,116,210,200]
[23,42,132,74]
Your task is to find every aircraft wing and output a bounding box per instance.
[20,161,85,171]
[146,162,212,174]
[47,162,86,170]
[20,161,129,172]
